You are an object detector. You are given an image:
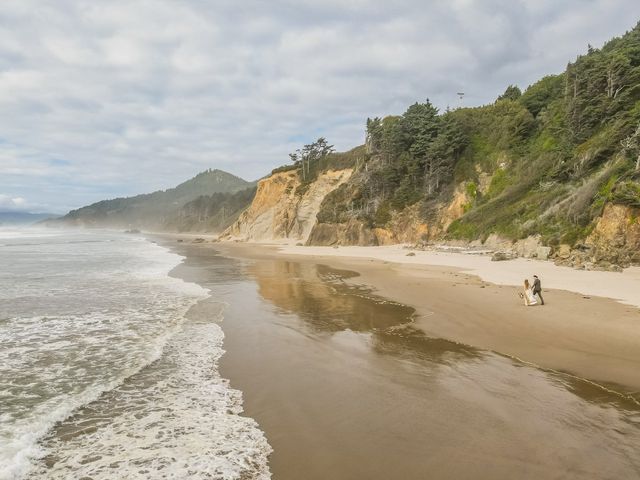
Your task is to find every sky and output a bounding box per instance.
[1,1,639,213]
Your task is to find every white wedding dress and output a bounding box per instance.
[525,288,538,306]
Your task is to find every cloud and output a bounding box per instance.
[0,194,28,212]
[0,0,638,213]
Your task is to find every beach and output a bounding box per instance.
[166,239,640,479]
[217,242,640,393]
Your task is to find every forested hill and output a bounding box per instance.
[57,169,255,231]
[302,21,640,267]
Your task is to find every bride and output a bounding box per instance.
[522,279,538,306]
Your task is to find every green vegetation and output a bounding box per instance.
[164,187,257,232]
[285,139,366,196]
[485,168,508,199]
[61,169,254,230]
[465,182,477,199]
[276,141,365,197]
[314,21,640,245]
[462,182,477,213]
[612,180,640,207]
[364,101,468,211]
[270,164,298,175]
[497,84,522,102]
[374,201,392,227]
[289,137,336,183]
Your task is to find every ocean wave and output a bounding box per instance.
[0,228,63,240]
[29,301,272,479]
[0,303,199,480]
[0,324,175,480]
[0,233,231,479]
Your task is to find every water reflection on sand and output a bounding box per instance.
[242,258,640,479]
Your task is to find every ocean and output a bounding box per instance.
[0,228,271,479]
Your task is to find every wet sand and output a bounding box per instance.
[217,242,640,394]
[167,241,640,480]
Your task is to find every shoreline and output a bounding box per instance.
[162,238,640,479]
[277,244,640,309]
[210,241,640,393]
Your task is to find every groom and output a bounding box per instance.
[533,275,544,305]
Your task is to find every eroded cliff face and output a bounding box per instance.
[222,164,639,269]
[547,203,640,270]
[222,168,353,243]
[307,184,471,246]
[586,203,640,265]
[307,219,378,246]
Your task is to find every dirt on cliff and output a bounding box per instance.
[222,168,353,243]
[586,203,640,266]
[307,183,472,246]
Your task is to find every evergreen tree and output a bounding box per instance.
[290,138,335,181]
[497,85,522,102]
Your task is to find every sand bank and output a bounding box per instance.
[215,242,640,393]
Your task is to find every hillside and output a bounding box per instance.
[231,22,640,270]
[163,187,257,233]
[58,169,254,230]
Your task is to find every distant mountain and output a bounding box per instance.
[0,212,59,225]
[56,169,255,230]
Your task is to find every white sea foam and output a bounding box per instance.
[0,313,184,480]
[30,304,272,479]
[0,231,270,479]
[0,227,63,240]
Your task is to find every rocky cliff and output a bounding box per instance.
[222,168,353,243]
[587,203,640,265]
[296,23,640,270]
[53,24,639,268]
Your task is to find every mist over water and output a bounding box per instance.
[0,229,270,479]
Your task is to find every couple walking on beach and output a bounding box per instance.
[522,275,544,306]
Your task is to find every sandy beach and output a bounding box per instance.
[164,238,640,480]
[215,242,640,394]
[278,244,640,309]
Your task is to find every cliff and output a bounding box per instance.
[587,203,640,265]
[298,22,640,269]
[308,183,470,246]
[222,168,353,243]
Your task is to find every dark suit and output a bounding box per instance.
[533,278,544,305]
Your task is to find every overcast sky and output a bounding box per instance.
[1,0,639,213]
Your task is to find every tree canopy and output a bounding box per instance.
[289,137,335,181]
